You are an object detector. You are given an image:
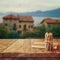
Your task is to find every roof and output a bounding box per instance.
[41,18,60,24]
[17,15,34,22]
[3,14,18,19]
[3,14,34,22]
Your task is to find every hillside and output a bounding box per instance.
[0,8,60,17]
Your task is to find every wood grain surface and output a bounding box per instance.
[0,39,60,53]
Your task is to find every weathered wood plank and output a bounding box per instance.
[0,39,59,53]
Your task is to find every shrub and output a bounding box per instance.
[0,26,8,38]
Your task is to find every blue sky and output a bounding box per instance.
[0,0,60,12]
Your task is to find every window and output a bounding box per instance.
[31,25,33,28]
[19,20,22,23]
[29,25,30,28]
[13,23,17,31]
[5,23,8,26]
[19,25,21,28]
[24,24,26,32]
[19,19,22,23]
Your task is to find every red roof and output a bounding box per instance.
[3,14,34,22]
[41,18,60,24]
[3,14,18,19]
[17,15,34,22]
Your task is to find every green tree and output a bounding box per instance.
[8,31,21,39]
[47,24,60,38]
[0,25,8,38]
[21,25,46,38]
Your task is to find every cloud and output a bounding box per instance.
[0,0,60,12]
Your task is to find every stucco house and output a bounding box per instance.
[3,14,34,34]
[40,18,60,28]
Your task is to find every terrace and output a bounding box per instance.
[0,39,60,53]
[0,39,60,59]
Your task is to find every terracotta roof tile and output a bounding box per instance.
[3,14,18,19]
[41,18,60,24]
[3,14,34,22]
[17,16,34,22]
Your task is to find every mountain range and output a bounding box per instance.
[0,8,60,17]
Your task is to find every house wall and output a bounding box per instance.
[41,22,60,28]
[3,19,34,33]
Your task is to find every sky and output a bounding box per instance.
[0,0,60,12]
